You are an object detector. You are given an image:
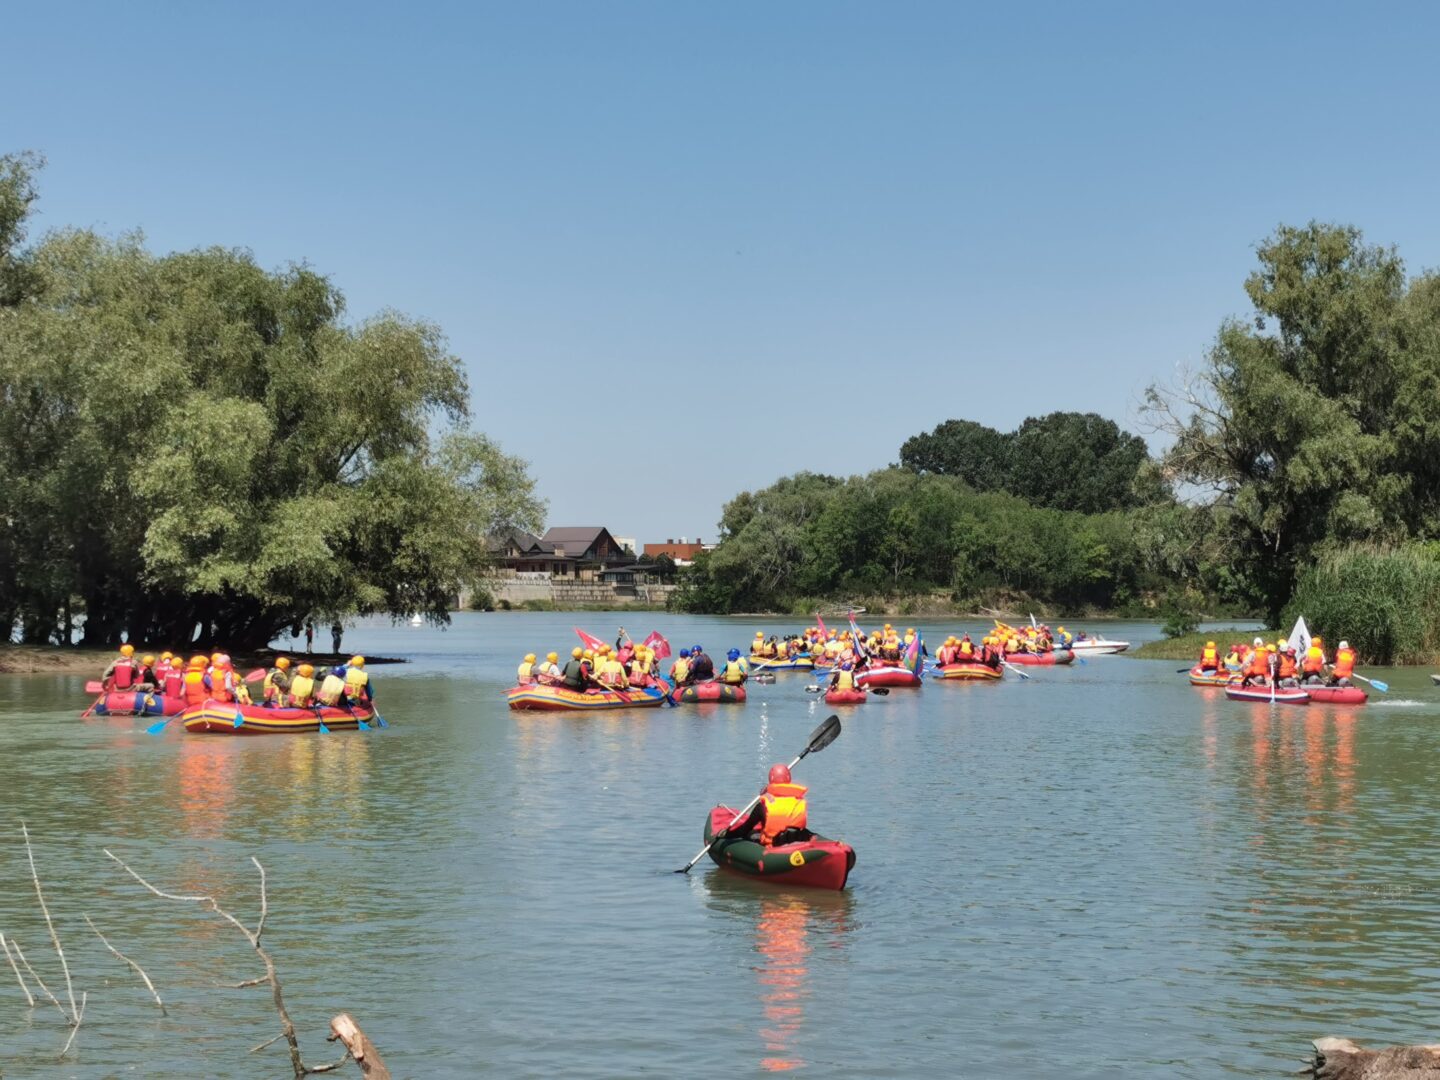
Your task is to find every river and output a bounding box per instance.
[2,613,1439,1077]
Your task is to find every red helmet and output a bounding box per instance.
[768,763,791,785]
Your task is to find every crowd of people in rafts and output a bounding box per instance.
[1196,636,1358,688]
[516,633,758,694]
[100,644,375,708]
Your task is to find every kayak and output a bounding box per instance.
[1224,685,1309,705]
[934,662,1002,681]
[748,657,815,672]
[855,665,921,689]
[1005,649,1075,666]
[181,700,375,734]
[703,806,855,890]
[90,692,186,717]
[1304,685,1368,705]
[1069,638,1130,655]
[507,679,672,711]
[1188,666,1238,687]
[824,688,867,705]
[671,681,747,705]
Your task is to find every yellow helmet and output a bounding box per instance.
[755,632,764,638]
[524,653,536,663]
[1206,641,1215,648]
[159,651,173,661]
[276,657,291,670]
[298,663,314,677]
[120,644,135,656]
[141,654,155,665]
[350,656,365,667]
[583,650,594,660]
[211,653,223,666]
[547,652,558,662]
[188,654,207,668]
[572,647,583,659]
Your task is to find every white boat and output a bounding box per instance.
[1069,637,1130,655]
[410,614,423,627]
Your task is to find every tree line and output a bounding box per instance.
[1,153,544,648]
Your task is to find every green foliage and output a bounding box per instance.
[0,160,543,646]
[1285,544,1440,664]
[898,411,1157,513]
[1159,596,1200,639]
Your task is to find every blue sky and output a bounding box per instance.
[8,2,1440,546]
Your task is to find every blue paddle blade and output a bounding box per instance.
[317,718,329,734]
[374,713,388,728]
[145,718,169,735]
[356,717,370,730]
[1369,679,1389,692]
[233,710,244,728]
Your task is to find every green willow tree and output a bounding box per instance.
[0,154,543,647]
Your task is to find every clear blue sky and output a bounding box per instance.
[8,2,1440,546]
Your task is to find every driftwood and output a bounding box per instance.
[1310,1037,1440,1079]
[329,1013,391,1079]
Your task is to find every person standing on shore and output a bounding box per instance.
[305,620,315,654]
[331,621,343,654]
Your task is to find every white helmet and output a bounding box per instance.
[1338,640,1349,650]
[1253,637,1264,647]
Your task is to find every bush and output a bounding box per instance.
[1285,544,1440,664]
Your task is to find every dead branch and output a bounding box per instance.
[0,932,35,1007]
[9,937,67,1019]
[1309,1036,1440,1078]
[329,1013,391,1079]
[21,823,80,1023]
[83,914,164,1013]
[58,990,86,1058]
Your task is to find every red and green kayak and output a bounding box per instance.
[671,681,746,704]
[703,806,855,890]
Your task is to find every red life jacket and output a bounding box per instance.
[113,661,136,690]
[163,671,184,698]
[760,782,808,845]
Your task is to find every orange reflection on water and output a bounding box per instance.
[756,897,810,1071]
[176,738,239,841]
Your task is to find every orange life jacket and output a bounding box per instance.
[210,669,234,703]
[1333,648,1355,677]
[1278,654,1297,679]
[760,782,808,846]
[1302,646,1325,674]
[1248,652,1270,678]
[183,668,208,705]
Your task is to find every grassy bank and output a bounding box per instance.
[1129,630,1276,662]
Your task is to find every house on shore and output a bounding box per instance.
[481,526,674,607]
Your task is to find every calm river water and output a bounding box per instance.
[3,614,1440,1077]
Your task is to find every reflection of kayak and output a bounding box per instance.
[704,806,855,890]
[1005,650,1074,666]
[824,688,867,705]
[1069,638,1130,655]
[749,657,815,672]
[506,679,672,711]
[855,666,921,689]
[934,663,1002,681]
[1224,685,1309,705]
[91,692,186,717]
[1305,685,1368,705]
[671,681,746,705]
[1188,666,1237,687]
[181,700,375,734]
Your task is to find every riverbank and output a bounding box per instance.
[0,644,408,674]
[1128,630,1277,661]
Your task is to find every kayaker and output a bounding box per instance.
[263,657,292,706]
[688,646,715,683]
[155,652,174,681]
[133,654,159,692]
[517,653,537,683]
[957,635,976,662]
[627,650,652,688]
[1330,641,1357,686]
[828,661,859,694]
[1223,644,1242,672]
[561,648,587,690]
[718,649,749,685]
[343,656,372,705]
[1198,641,1219,672]
[615,633,635,669]
[728,763,811,848]
[102,644,140,691]
[1057,627,1073,648]
[1301,637,1327,685]
[289,663,317,707]
[669,648,692,685]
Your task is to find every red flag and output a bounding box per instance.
[574,627,607,652]
[642,631,671,661]
[816,613,828,639]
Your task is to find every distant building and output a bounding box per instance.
[642,537,710,566]
[488,526,629,580]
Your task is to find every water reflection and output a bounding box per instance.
[702,875,855,1073]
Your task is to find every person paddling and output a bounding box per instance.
[727,764,813,848]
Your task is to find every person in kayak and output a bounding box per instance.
[517,653,537,683]
[133,654,159,692]
[827,661,861,694]
[687,645,715,683]
[1198,641,1219,672]
[596,651,630,690]
[719,649,749,685]
[1329,641,1357,686]
[536,651,563,684]
[728,764,812,848]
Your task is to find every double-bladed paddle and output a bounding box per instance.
[675,714,842,875]
[804,684,888,696]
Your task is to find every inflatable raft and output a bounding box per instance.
[703,806,855,890]
[824,687,867,705]
[507,679,672,711]
[181,700,375,734]
[90,692,186,717]
[1188,666,1237,687]
[1304,685,1368,705]
[748,657,815,672]
[856,665,921,689]
[1224,685,1309,705]
[1005,649,1074,666]
[671,681,746,705]
[934,662,1002,681]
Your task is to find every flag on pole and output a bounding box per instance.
[816,612,828,639]
[574,627,607,653]
[903,633,922,675]
[642,631,671,661]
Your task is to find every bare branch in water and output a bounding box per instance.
[83,914,165,1013]
[21,823,80,1024]
[9,938,66,1019]
[58,990,86,1058]
[0,933,35,1007]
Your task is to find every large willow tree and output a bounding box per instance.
[0,153,543,647]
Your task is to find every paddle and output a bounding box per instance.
[243,668,266,683]
[80,693,104,718]
[1352,673,1389,693]
[675,715,842,875]
[85,680,104,694]
[805,684,888,696]
[1000,659,1031,681]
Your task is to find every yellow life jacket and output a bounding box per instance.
[720,659,746,684]
[344,667,369,696]
[317,673,345,705]
[289,674,315,706]
[517,661,533,681]
[835,669,855,690]
[672,658,691,682]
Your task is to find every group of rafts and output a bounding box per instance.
[1186,623,1374,706]
[82,646,381,734]
[506,620,1130,711]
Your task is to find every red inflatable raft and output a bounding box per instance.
[181,700,376,734]
[934,663,1002,681]
[824,688,867,705]
[1224,685,1309,705]
[855,665,921,689]
[1005,649,1074,666]
[1304,685,1368,705]
[703,806,855,890]
[670,681,746,705]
